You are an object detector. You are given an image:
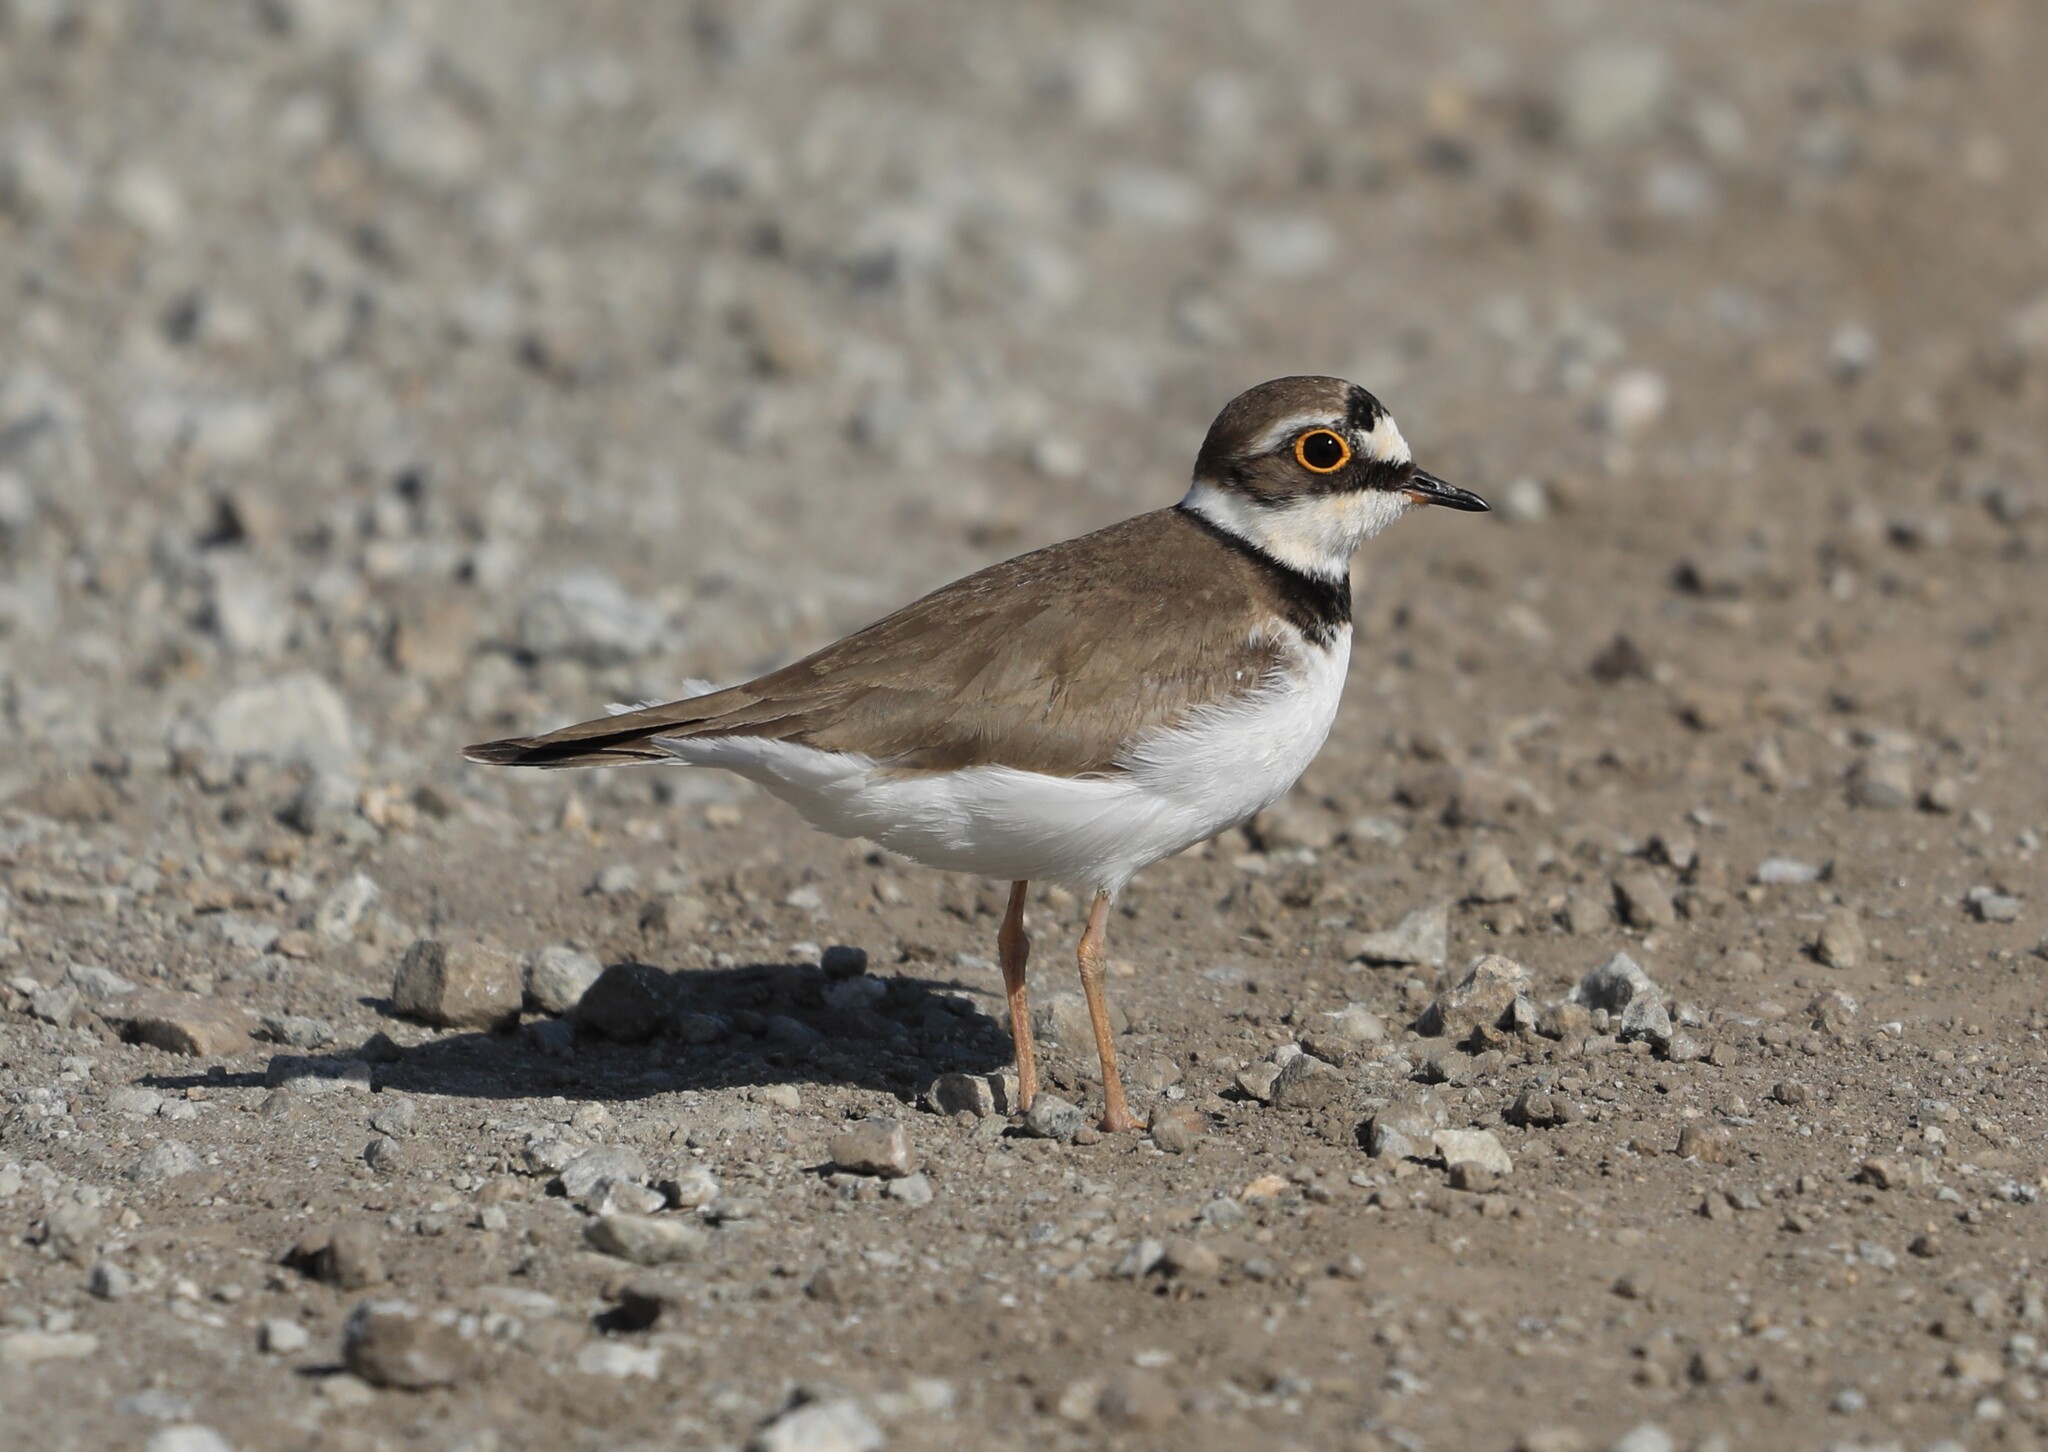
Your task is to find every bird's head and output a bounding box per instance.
[1182,375,1487,580]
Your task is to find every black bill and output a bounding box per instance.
[1403,468,1490,512]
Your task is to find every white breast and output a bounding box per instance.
[650,627,1351,896]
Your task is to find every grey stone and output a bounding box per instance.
[391,940,521,1030]
[574,961,670,1043]
[63,962,136,1000]
[1269,1051,1344,1110]
[1433,1128,1512,1177]
[1147,1105,1206,1154]
[558,1145,648,1200]
[189,673,355,767]
[1572,952,1660,1013]
[1022,1094,1090,1143]
[115,993,255,1058]
[886,1171,934,1207]
[144,1427,234,1452]
[342,1300,471,1390]
[0,1330,99,1366]
[299,1224,383,1289]
[313,873,379,942]
[819,944,868,979]
[583,1213,708,1266]
[368,1097,417,1138]
[1235,1061,1282,1103]
[524,945,602,1015]
[87,1260,133,1299]
[363,1135,405,1173]
[281,771,359,836]
[1612,870,1676,930]
[1416,954,1530,1039]
[1349,903,1449,969]
[1754,857,1822,886]
[1970,889,2022,924]
[1813,906,1866,969]
[1618,995,1673,1045]
[828,1118,917,1178]
[129,1140,204,1182]
[1463,841,1523,903]
[1368,1092,1450,1159]
[751,1398,885,1452]
[259,1014,335,1049]
[1607,1425,1675,1452]
[258,1317,310,1354]
[1324,1003,1386,1045]
[515,569,665,664]
[1847,754,1913,810]
[664,1165,721,1210]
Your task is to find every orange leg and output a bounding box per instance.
[997,880,1039,1113]
[1076,890,1135,1132]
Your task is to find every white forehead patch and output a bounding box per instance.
[1357,411,1411,466]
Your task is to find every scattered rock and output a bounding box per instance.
[1021,1094,1089,1143]
[559,1145,649,1200]
[342,1300,471,1390]
[258,1318,310,1355]
[828,1118,917,1178]
[144,1427,234,1452]
[1367,1092,1451,1159]
[751,1398,884,1452]
[1509,1088,1579,1128]
[0,1330,100,1366]
[113,992,255,1058]
[525,945,602,1015]
[1463,842,1523,902]
[1416,954,1530,1040]
[1675,1123,1737,1164]
[1349,903,1449,969]
[1235,1061,1282,1103]
[515,569,666,664]
[1434,1128,1512,1176]
[1572,952,1660,1013]
[129,1140,205,1183]
[1847,754,1914,810]
[390,940,521,1030]
[186,673,356,767]
[1611,870,1676,930]
[1148,1105,1206,1154]
[574,961,671,1043]
[583,1214,709,1266]
[293,1224,384,1289]
[1269,1051,1344,1110]
[1813,906,1866,969]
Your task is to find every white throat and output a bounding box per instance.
[1179,478,1412,581]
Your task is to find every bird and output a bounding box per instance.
[466,376,1488,1132]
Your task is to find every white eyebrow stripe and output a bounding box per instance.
[1248,411,1344,456]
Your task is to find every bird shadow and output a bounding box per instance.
[140,958,1019,1105]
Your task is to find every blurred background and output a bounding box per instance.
[2,0,2039,786]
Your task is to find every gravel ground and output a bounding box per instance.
[4,3,2047,1450]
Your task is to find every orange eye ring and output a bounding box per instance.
[1293,428,1351,474]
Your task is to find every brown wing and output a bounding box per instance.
[464,508,1295,776]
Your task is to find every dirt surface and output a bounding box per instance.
[4,3,2048,1450]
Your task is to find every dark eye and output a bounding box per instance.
[1293,428,1351,474]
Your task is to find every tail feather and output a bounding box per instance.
[465,678,769,769]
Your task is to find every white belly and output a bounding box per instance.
[654,630,1350,895]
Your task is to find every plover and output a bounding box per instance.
[468,376,1487,1131]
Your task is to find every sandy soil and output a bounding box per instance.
[3,3,2047,1450]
